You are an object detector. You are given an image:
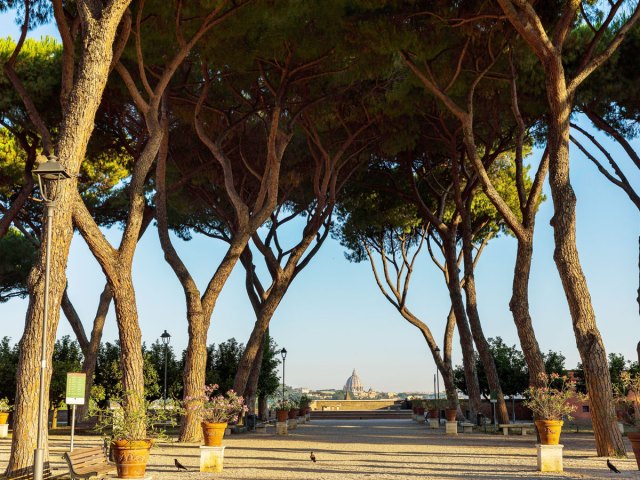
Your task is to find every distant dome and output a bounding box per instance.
[344,369,364,394]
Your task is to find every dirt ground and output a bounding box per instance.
[1,419,639,479]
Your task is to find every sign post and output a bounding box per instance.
[490,391,498,425]
[66,373,86,451]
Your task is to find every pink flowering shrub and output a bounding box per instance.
[523,373,584,420]
[616,371,640,425]
[185,384,248,423]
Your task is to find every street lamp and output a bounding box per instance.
[280,348,287,405]
[434,346,441,416]
[160,330,171,409]
[32,154,70,480]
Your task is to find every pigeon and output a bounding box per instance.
[310,451,316,463]
[174,458,188,471]
[607,459,621,473]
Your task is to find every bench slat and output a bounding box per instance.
[64,446,115,480]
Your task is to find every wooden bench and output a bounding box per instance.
[461,422,474,433]
[255,419,276,433]
[498,423,534,436]
[63,446,116,480]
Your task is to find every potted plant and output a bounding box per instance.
[185,384,247,447]
[91,393,176,479]
[426,400,439,419]
[413,399,426,417]
[298,395,311,417]
[523,373,583,445]
[0,398,12,425]
[619,371,640,469]
[275,399,293,422]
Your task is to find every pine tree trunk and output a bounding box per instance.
[179,304,207,442]
[78,285,112,421]
[546,65,625,456]
[459,213,509,424]
[243,338,265,415]
[257,395,268,421]
[462,271,509,424]
[8,199,74,477]
[111,274,146,438]
[7,3,132,473]
[233,281,289,395]
[443,233,481,421]
[510,238,546,388]
[443,308,458,409]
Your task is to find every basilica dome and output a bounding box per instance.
[344,369,364,394]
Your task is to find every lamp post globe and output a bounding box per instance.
[32,154,70,480]
[160,330,171,408]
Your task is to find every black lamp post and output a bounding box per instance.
[32,154,71,480]
[160,330,171,409]
[280,348,287,405]
[434,346,441,414]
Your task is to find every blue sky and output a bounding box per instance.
[1,12,639,393]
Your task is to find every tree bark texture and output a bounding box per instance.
[442,234,481,421]
[442,308,457,409]
[257,395,268,421]
[111,273,146,438]
[459,208,509,424]
[546,62,625,456]
[7,1,133,473]
[7,204,69,478]
[78,284,112,421]
[233,279,289,395]
[243,337,265,416]
[178,301,208,442]
[509,239,546,387]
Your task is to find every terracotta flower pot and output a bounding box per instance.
[535,420,563,445]
[428,408,439,419]
[288,409,297,419]
[445,409,457,422]
[276,409,288,422]
[201,421,228,447]
[111,439,152,479]
[628,432,640,470]
[0,412,9,425]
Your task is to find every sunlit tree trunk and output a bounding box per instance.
[510,239,546,387]
[7,2,133,473]
[546,72,624,454]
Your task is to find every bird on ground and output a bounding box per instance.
[607,459,621,473]
[310,452,316,463]
[174,458,189,471]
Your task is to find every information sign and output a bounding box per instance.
[66,373,86,405]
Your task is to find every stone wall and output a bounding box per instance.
[310,399,400,411]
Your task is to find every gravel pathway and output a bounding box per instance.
[1,419,639,479]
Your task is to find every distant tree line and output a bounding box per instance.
[453,337,640,399]
[0,333,281,420]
